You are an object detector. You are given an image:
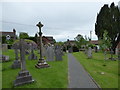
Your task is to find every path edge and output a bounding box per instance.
[72,53,101,89]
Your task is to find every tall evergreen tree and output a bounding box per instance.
[95,2,120,53]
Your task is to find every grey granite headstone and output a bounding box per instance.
[55,46,63,61]
[11,49,21,69]
[87,47,92,59]
[0,55,9,62]
[28,44,37,60]
[46,46,55,61]
[14,39,34,86]
[68,47,73,53]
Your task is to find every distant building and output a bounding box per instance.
[42,36,55,45]
[0,29,16,40]
[90,40,99,45]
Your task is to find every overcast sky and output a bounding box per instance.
[0,0,120,42]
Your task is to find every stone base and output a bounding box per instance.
[11,60,21,69]
[14,70,34,86]
[35,59,50,68]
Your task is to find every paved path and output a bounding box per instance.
[68,53,99,88]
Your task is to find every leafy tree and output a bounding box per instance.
[95,2,120,53]
[19,32,29,39]
[99,30,112,51]
[75,34,88,49]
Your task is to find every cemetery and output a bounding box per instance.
[1,1,120,89]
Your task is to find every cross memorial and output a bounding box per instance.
[35,22,50,68]
[13,39,34,86]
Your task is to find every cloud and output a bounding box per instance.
[1,1,119,41]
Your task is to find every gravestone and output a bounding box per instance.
[55,45,63,61]
[28,44,37,60]
[87,47,92,59]
[14,39,34,86]
[11,48,21,69]
[104,51,107,60]
[0,55,9,62]
[94,46,98,53]
[68,47,73,53]
[2,44,8,52]
[46,46,55,61]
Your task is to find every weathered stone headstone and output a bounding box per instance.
[68,47,73,53]
[46,46,55,61]
[11,49,21,69]
[104,51,107,60]
[94,46,98,53]
[0,55,9,62]
[2,44,8,52]
[14,39,34,86]
[87,47,92,59]
[28,44,37,60]
[55,46,63,61]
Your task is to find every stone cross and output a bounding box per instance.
[12,39,30,71]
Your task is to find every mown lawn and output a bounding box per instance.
[73,51,118,88]
[2,49,68,88]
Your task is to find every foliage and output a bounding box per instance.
[95,2,120,52]
[19,32,29,39]
[99,30,112,51]
[2,36,14,45]
[73,52,118,88]
[56,41,64,46]
[75,34,87,49]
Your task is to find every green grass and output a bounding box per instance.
[73,51,118,88]
[2,49,68,88]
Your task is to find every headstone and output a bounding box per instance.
[94,46,98,53]
[14,39,34,86]
[28,44,37,60]
[0,55,9,62]
[55,45,63,61]
[46,46,55,61]
[11,49,21,69]
[104,51,107,60]
[68,47,73,53]
[87,47,92,59]
[2,44,8,52]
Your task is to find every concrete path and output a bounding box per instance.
[68,53,99,88]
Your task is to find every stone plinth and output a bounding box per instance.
[14,70,34,86]
[35,59,50,68]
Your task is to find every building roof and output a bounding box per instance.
[0,30,16,37]
[90,40,99,45]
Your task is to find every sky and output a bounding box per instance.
[0,0,120,42]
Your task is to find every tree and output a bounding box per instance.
[99,30,112,51]
[95,2,120,53]
[19,32,29,39]
[74,34,88,49]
